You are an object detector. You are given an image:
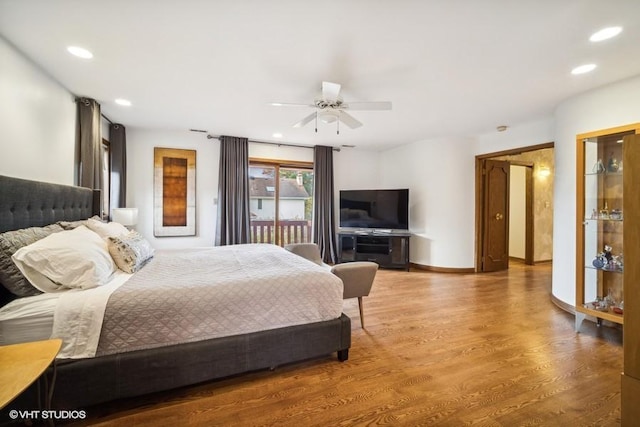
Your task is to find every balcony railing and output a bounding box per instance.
[251,219,312,246]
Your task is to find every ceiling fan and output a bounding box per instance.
[269,81,392,134]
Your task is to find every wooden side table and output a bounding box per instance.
[0,339,62,409]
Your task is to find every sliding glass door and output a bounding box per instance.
[249,161,313,246]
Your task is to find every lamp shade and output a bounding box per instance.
[112,208,138,226]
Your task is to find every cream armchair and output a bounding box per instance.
[285,243,378,328]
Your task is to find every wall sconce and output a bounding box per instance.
[538,166,552,178]
[111,208,138,229]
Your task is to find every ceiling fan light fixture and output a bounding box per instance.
[320,113,338,124]
[271,81,390,132]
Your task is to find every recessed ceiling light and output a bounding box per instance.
[590,26,623,42]
[272,132,283,138]
[66,46,93,59]
[115,98,132,106]
[571,64,597,75]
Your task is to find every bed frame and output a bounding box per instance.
[0,175,351,409]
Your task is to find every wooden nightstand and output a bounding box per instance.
[0,339,62,409]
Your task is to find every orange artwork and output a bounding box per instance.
[154,148,196,236]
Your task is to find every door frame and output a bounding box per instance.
[474,142,554,272]
[249,157,314,246]
[510,161,534,265]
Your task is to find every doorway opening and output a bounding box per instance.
[475,142,555,272]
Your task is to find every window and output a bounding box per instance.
[249,159,314,246]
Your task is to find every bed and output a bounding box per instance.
[0,175,350,409]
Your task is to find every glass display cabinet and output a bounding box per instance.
[575,125,637,331]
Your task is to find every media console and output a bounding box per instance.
[337,230,410,271]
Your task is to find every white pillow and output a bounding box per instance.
[11,225,117,292]
[84,217,129,239]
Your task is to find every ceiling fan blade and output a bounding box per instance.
[292,112,317,128]
[341,101,392,111]
[269,102,315,108]
[338,111,363,129]
[322,81,341,102]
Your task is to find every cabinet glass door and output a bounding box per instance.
[576,130,632,330]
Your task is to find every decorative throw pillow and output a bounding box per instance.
[0,223,63,297]
[11,225,117,292]
[84,217,129,239]
[107,231,155,274]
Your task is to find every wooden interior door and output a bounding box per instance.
[482,160,510,272]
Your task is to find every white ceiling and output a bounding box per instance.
[1,0,640,151]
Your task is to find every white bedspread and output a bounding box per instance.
[52,270,131,358]
[56,244,344,359]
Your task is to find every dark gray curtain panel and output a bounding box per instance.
[76,98,103,190]
[313,145,338,263]
[109,123,127,213]
[215,135,251,246]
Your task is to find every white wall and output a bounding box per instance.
[379,137,476,268]
[333,148,381,191]
[126,129,219,249]
[0,37,76,184]
[475,118,555,155]
[552,75,640,306]
[377,118,552,270]
[249,142,313,163]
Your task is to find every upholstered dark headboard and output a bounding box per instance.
[0,175,101,233]
[0,175,101,305]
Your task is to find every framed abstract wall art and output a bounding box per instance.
[153,147,196,236]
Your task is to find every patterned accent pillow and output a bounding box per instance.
[108,231,155,274]
[0,224,63,297]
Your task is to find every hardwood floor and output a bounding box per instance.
[71,262,623,426]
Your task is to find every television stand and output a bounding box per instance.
[337,230,410,271]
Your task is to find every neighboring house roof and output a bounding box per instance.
[250,177,310,198]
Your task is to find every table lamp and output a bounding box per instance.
[111,208,138,229]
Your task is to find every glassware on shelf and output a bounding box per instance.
[593,158,606,173]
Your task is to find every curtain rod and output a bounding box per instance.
[101,113,113,124]
[74,97,114,124]
[206,134,340,152]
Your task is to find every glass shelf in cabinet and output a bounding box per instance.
[584,265,624,273]
[585,171,623,177]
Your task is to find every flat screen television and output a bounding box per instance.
[339,189,409,230]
